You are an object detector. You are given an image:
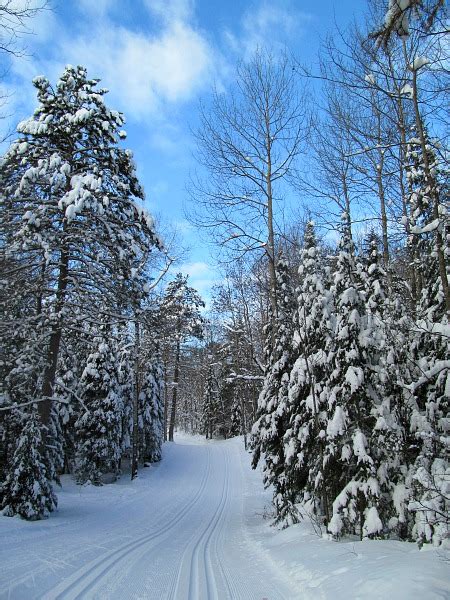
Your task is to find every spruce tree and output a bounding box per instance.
[362,232,406,537]
[325,219,383,539]
[403,134,449,545]
[251,257,299,527]
[2,413,57,520]
[139,348,164,463]
[284,222,334,521]
[229,389,243,437]
[74,333,123,485]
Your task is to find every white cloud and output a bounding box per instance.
[178,261,211,278]
[145,0,194,23]
[225,1,311,58]
[7,0,215,123]
[54,22,211,119]
[78,0,117,16]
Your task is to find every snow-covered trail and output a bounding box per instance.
[0,436,297,600]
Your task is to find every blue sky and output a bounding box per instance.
[2,0,366,302]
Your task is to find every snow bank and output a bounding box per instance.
[235,437,450,600]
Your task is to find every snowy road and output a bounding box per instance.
[0,436,298,599]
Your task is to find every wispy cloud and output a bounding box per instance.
[7,0,215,124]
[176,260,219,303]
[224,0,312,58]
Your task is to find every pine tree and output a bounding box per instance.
[54,338,86,474]
[284,222,334,521]
[201,363,215,439]
[325,219,383,539]
[1,413,57,520]
[139,347,164,463]
[0,64,160,436]
[117,330,134,461]
[74,333,123,485]
[229,389,243,437]
[251,257,299,527]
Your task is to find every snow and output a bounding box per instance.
[401,83,414,96]
[0,435,448,599]
[411,56,430,71]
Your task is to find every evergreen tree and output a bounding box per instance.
[251,257,299,527]
[1,413,57,520]
[0,64,160,436]
[74,334,123,485]
[399,132,450,545]
[325,219,383,539]
[229,389,243,437]
[362,233,407,537]
[45,407,64,485]
[139,347,164,463]
[284,222,334,521]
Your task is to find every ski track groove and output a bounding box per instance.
[211,448,239,600]
[1,451,196,595]
[40,446,212,600]
[203,446,236,600]
[167,445,234,600]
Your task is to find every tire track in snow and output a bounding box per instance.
[41,446,212,600]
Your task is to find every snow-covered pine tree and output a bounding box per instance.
[54,337,87,474]
[117,328,134,463]
[0,63,160,443]
[362,232,407,537]
[406,139,449,545]
[201,363,215,439]
[251,256,299,527]
[1,412,57,520]
[74,332,123,485]
[229,388,243,437]
[325,218,384,539]
[139,344,164,463]
[0,65,160,510]
[284,222,334,522]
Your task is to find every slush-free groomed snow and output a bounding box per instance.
[1,435,448,599]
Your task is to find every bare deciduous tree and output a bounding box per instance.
[189,49,309,322]
[0,0,48,58]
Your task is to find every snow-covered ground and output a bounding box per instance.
[1,434,448,599]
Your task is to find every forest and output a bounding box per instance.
[0,0,448,567]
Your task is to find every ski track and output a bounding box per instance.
[41,446,212,600]
[169,445,233,600]
[1,438,299,600]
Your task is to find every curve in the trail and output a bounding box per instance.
[41,446,212,600]
[2,439,300,600]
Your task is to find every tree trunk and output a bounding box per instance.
[168,338,181,442]
[410,54,449,312]
[131,319,140,480]
[39,241,69,428]
[266,116,278,332]
[163,355,169,442]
